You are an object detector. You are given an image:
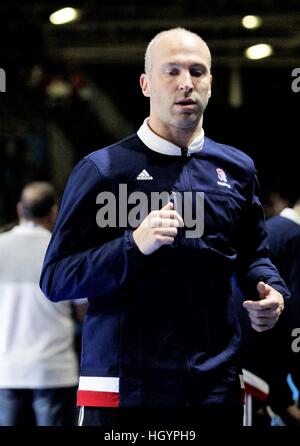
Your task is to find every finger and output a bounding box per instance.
[173,211,184,226]
[159,218,181,228]
[160,236,176,245]
[247,309,278,319]
[243,300,259,310]
[243,300,278,311]
[155,227,178,237]
[245,304,280,316]
[149,217,181,229]
[159,210,184,226]
[248,314,277,324]
[256,281,272,299]
[161,201,173,211]
[150,217,175,228]
[155,235,176,246]
[251,322,272,332]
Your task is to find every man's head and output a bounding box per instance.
[140,27,212,141]
[17,182,58,231]
[263,191,290,218]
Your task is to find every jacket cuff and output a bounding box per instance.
[124,229,146,258]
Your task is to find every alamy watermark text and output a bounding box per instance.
[291,68,300,93]
[0,68,6,92]
[96,185,204,239]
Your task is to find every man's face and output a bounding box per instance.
[140,31,212,136]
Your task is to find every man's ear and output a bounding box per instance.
[49,204,58,222]
[140,73,150,97]
[207,75,212,99]
[207,74,212,98]
[16,202,23,219]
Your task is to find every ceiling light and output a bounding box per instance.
[245,44,273,60]
[49,7,79,25]
[242,15,262,29]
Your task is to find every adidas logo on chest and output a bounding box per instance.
[136,169,153,180]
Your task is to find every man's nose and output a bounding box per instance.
[178,71,193,94]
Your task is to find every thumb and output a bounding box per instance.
[256,281,269,299]
[161,201,173,210]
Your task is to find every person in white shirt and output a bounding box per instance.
[0,182,87,426]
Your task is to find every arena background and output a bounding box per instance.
[1,0,300,225]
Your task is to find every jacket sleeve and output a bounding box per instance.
[40,157,144,302]
[236,167,290,302]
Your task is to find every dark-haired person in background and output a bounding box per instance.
[264,197,300,425]
[237,196,300,426]
[0,182,87,426]
[263,191,290,219]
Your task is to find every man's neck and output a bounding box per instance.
[148,117,203,149]
[20,218,51,231]
[168,127,203,149]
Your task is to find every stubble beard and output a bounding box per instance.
[172,107,203,130]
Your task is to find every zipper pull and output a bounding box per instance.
[181,148,190,157]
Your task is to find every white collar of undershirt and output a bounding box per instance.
[280,208,300,226]
[137,117,204,156]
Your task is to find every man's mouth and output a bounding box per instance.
[175,98,197,105]
[174,98,198,112]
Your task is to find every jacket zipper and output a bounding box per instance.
[181,149,196,249]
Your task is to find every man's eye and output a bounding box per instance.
[191,70,204,77]
[166,69,179,76]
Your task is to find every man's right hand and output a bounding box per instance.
[132,202,184,255]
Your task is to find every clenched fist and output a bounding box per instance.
[133,202,184,255]
[243,281,284,332]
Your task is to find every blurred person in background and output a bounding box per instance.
[263,191,290,219]
[238,195,300,426]
[0,182,87,426]
[264,196,300,425]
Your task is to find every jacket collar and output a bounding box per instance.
[137,118,204,156]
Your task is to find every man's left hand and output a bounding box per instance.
[242,281,284,332]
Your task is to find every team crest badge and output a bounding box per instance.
[216,168,227,183]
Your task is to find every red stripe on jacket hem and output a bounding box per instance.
[77,390,120,407]
[244,383,268,402]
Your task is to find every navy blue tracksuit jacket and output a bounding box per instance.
[40,133,289,408]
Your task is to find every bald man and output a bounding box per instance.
[41,28,289,427]
[0,182,87,426]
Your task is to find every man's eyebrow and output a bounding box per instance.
[163,62,207,68]
[162,63,180,67]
